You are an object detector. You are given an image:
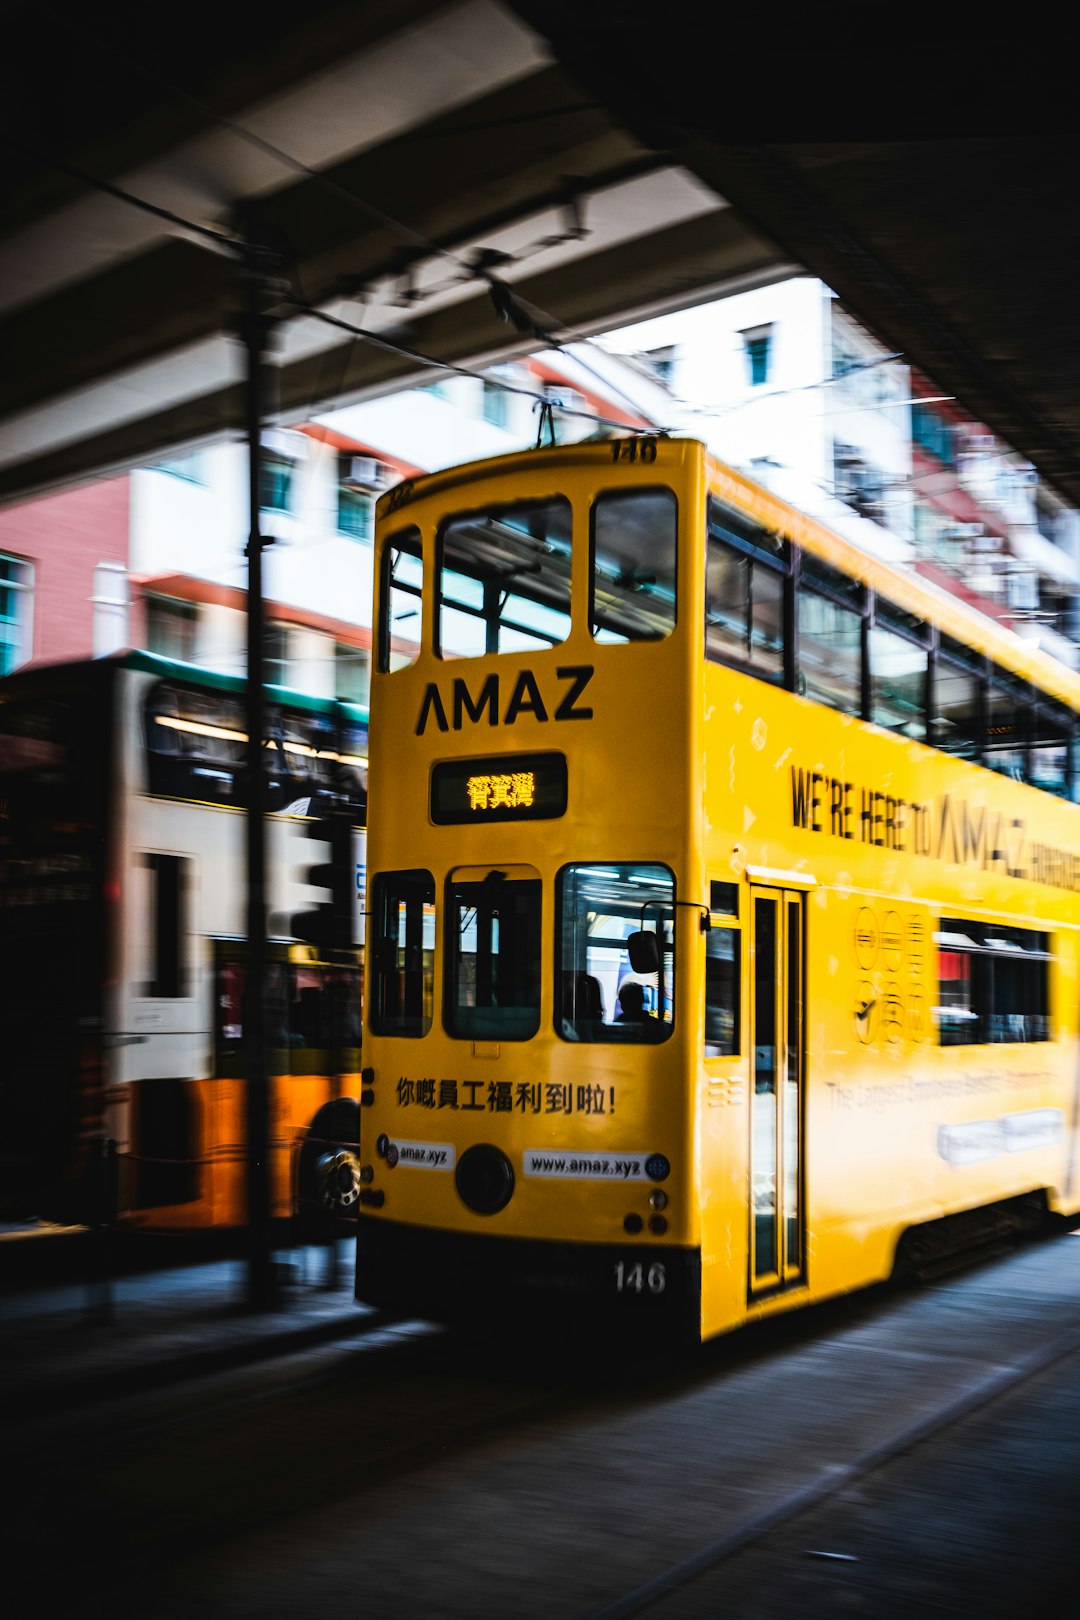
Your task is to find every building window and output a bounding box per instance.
[912,402,957,468]
[92,562,130,657]
[259,454,294,514]
[146,595,197,663]
[741,325,773,386]
[337,453,380,539]
[338,484,373,540]
[642,345,677,385]
[0,554,33,674]
[481,381,508,428]
[833,442,886,520]
[335,643,369,706]
[151,451,204,484]
[266,622,290,688]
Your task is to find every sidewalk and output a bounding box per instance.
[0,1227,377,1419]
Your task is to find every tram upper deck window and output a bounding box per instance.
[379,528,423,672]
[370,869,435,1036]
[144,681,367,816]
[436,499,571,658]
[705,500,785,679]
[869,602,928,739]
[556,862,674,1043]
[1030,699,1076,799]
[985,666,1031,780]
[797,555,863,716]
[591,490,677,644]
[932,637,982,759]
[444,866,541,1040]
[145,682,245,803]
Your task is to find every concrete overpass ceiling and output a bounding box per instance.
[506,3,1080,507]
[2,2,1077,506]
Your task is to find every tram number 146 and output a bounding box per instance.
[614,1260,666,1294]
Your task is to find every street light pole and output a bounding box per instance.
[241,243,278,1311]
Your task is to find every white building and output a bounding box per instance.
[598,276,1080,668]
[127,347,669,703]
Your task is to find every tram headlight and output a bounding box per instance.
[649,1189,668,1211]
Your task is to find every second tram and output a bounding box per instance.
[0,651,367,1236]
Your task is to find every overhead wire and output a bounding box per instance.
[18,13,775,451]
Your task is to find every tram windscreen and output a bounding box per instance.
[445,867,541,1041]
[437,498,572,657]
[557,862,674,1042]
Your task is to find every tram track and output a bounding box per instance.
[588,1310,1080,1619]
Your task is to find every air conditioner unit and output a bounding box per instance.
[347,457,390,490]
[1007,572,1040,610]
[945,523,980,542]
[262,428,309,461]
[542,385,586,413]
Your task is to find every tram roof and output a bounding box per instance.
[376,436,1080,715]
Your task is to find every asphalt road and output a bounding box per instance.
[6,1230,1080,1618]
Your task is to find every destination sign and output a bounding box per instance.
[430,752,568,824]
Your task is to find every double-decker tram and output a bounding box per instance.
[0,651,367,1236]
[356,437,1080,1344]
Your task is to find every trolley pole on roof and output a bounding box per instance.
[241,241,278,1312]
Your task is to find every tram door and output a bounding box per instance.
[749,886,805,1292]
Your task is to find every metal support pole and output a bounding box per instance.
[241,246,277,1311]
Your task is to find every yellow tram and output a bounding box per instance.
[355,436,1080,1343]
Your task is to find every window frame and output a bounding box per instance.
[0,552,34,675]
[935,917,1053,1047]
[555,860,676,1044]
[589,485,679,645]
[369,868,436,1038]
[378,528,424,673]
[435,497,574,660]
[443,866,542,1042]
[699,500,1078,802]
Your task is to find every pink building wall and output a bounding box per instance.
[0,477,130,665]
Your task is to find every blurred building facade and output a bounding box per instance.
[601,277,1080,669]
[2,279,1078,690]
[0,347,664,699]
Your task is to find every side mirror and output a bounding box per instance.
[627,930,660,975]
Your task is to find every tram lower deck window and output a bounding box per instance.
[936,919,1051,1045]
[705,924,739,1056]
[444,866,541,1041]
[370,870,435,1036]
[556,862,674,1042]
